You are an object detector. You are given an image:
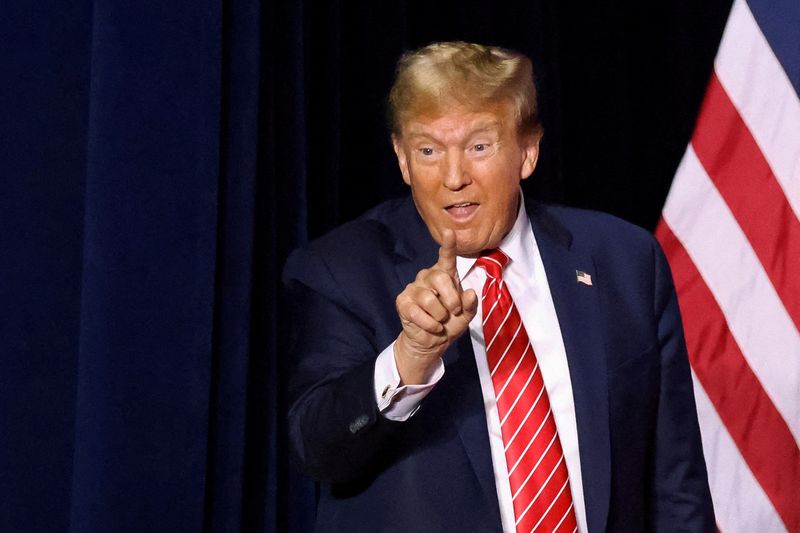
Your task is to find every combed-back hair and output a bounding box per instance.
[388,41,543,139]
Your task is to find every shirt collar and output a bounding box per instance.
[455,192,536,281]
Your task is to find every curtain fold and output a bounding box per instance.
[201,0,263,531]
[261,1,315,530]
[69,1,222,531]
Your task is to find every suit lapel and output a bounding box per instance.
[527,199,610,532]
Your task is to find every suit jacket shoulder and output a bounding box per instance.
[528,201,659,262]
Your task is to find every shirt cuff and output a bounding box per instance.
[373,341,445,421]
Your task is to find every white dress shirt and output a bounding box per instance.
[374,198,587,533]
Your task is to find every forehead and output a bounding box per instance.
[402,104,515,142]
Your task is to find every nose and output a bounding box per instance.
[442,149,470,191]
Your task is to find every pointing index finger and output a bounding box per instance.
[436,228,458,278]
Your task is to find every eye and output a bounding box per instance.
[419,147,434,156]
[474,143,488,152]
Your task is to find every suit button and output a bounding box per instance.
[348,414,369,434]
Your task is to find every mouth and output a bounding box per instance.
[444,202,480,222]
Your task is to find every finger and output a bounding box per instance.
[442,288,478,339]
[436,228,458,278]
[403,303,445,334]
[428,270,462,315]
[411,285,450,323]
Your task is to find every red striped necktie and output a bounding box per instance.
[477,249,578,533]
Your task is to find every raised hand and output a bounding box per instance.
[394,229,478,384]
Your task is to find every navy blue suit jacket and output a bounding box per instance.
[283,195,714,532]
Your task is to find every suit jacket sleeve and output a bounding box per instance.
[650,239,715,531]
[282,245,405,485]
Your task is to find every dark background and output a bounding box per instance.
[0,1,731,531]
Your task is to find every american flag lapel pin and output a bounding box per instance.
[576,270,593,286]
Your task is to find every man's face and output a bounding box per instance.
[392,103,540,256]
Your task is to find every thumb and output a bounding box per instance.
[461,288,478,319]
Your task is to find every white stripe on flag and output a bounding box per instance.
[714,0,800,219]
[692,373,787,533]
[663,147,800,442]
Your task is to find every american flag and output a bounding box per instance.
[655,0,800,531]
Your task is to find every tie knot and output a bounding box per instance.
[476,249,509,279]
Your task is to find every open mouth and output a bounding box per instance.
[444,202,480,221]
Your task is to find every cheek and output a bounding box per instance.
[409,178,440,212]
[409,167,443,194]
[477,166,519,196]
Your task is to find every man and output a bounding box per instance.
[284,42,714,532]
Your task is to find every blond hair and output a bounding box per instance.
[388,41,542,139]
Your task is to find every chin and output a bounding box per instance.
[452,232,487,256]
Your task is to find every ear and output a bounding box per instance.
[519,136,540,181]
[392,135,412,186]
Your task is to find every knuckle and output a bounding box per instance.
[430,270,449,283]
[395,292,408,310]
[418,290,437,307]
[398,282,419,302]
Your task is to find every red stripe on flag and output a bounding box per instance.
[690,73,800,332]
[656,222,800,532]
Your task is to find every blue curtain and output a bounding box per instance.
[1,1,312,531]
